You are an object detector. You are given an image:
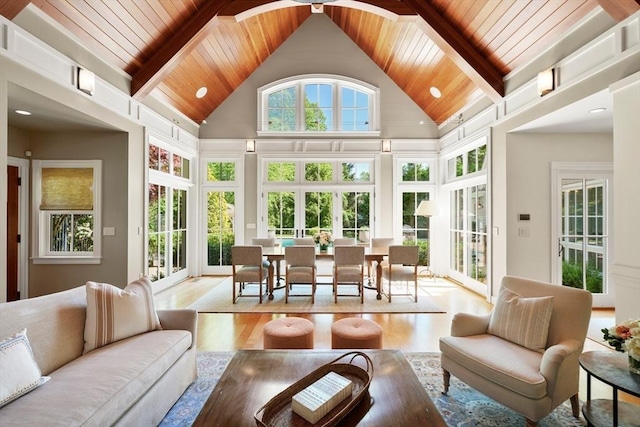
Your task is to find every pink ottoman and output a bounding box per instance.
[263,317,314,349]
[331,317,383,349]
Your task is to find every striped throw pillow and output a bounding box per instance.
[83,276,162,353]
[487,288,553,353]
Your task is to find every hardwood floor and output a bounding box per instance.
[155,276,638,405]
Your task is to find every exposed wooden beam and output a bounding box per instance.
[595,0,640,22]
[402,0,504,102]
[0,0,31,20]
[131,0,234,99]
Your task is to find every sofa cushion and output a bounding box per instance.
[0,329,192,427]
[84,276,162,353]
[440,334,547,399]
[488,288,553,352]
[0,329,50,408]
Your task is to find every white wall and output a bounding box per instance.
[506,133,612,281]
[611,73,640,323]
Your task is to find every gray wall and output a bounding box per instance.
[200,13,437,139]
[9,129,130,297]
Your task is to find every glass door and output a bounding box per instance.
[558,178,611,305]
[202,189,236,274]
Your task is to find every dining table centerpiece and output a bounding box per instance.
[313,230,333,252]
[602,318,640,375]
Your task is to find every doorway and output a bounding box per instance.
[6,158,29,301]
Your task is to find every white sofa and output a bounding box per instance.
[0,285,197,426]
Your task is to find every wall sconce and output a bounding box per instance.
[246,140,256,153]
[537,68,555,96]
[77,67,95,96]
[381,140,391,153]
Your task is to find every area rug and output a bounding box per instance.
[186,277,445,314]
[159,352,585,426]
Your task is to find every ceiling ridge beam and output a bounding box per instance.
[131,0,234,100]
[402,0,504,102]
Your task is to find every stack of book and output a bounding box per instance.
[291,371,354,424]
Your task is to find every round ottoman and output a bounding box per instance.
[263,317,314,349]
[331,318,383,349]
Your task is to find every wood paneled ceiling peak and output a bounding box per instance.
[4,1,635,127]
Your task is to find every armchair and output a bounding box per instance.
[439,275,592,426]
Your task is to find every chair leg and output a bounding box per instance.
[442,369,450,395]
[569,394,580,418]
[525,419,537,427]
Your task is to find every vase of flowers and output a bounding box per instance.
[602,319,640,375]
[313,230,333,252]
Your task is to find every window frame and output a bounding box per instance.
[32,159,102,264]
[257,74,381,137]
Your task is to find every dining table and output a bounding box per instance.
[262,246,388,300]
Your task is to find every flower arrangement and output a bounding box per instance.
[602,319,640,363]
[313,230,333,246]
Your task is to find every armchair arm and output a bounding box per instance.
[157,309,198,350]
[540,339,583,396]
[450,312,492,337]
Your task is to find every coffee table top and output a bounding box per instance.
[193,349,446,426]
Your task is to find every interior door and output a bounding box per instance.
[6,166,19,301]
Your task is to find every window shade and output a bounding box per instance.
[41,168,94,210]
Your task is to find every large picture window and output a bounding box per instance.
[32,160,101,264]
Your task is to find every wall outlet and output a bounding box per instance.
[103,227,115,236]
[518,228,530,238]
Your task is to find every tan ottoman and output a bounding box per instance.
[331,317,383,349]
[263,317,314,349]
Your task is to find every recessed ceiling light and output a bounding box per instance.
[15,109,32,116]
[430,87,441,98]
[419,120,424,125]
[196,87,207,98]
[589,107,606,114]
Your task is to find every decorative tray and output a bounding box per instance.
[254,351,374,427]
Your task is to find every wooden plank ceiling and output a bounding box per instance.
[3,1,637,126]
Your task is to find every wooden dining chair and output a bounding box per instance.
[381,245,418,302]
[284,246,317,303]
[367,237,395,283]
[231,245,268,304]
[292,238,315,246]
[252,237,281,283]
[332,245,365,303]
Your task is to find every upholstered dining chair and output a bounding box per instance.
[381,245,418,302]
[293,237,315,246]
[252,237,280,283]
[332,245,365,303]
[333,237,356,246]
[439,275,593,427]
[231,245,268,304]
[284,246,317,303]
[367,237,395,282]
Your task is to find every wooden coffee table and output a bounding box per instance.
[193,349,446,426]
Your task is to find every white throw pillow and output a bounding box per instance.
[84,276,162,353]
[0,329,50,407]
[488,287,554,353]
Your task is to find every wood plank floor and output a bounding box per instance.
[155,276,639,405]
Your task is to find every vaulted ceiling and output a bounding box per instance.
[2,0,638,126]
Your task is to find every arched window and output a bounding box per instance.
[257,75,380,136]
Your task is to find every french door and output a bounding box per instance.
[552,164,613,307]
[265,187,334,239]
[264,187,372,241]
[202,188,237,274]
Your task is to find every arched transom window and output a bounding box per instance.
[257,74,380,136]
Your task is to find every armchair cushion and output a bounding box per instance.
[488,288,553,353]
[440,334,547,399]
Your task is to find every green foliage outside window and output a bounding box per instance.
[562,260,603,293]
[403,239,429,266]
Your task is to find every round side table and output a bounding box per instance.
[579,351,640,427]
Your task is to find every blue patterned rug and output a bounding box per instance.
[159,351,585,426]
